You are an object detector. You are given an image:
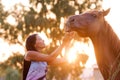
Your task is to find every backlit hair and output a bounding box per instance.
[25,34,38,51]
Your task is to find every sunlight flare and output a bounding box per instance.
[6,15,17,26]
[38,31,52,46]
[66,47,77,63]
[1,0,29,11]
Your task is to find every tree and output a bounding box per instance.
[0,0,102,45]
[0,0,102,79]
[0,53,23,80]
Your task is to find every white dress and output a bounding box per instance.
[26,61,47,80]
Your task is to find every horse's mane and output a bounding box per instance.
[104,20,120,57]
[94,20,120,79]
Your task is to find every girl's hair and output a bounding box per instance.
[25,34,38,51]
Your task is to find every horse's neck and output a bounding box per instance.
[91,23,120,64]
[90,23,120,79]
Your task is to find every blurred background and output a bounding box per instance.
[0,0,120,80]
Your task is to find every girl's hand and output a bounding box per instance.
[62,31,76,44]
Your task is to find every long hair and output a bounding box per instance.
[25,34,38,51]
[24,34,38,80]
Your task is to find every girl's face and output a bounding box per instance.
[34,35,45,51]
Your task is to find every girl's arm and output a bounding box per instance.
[47,58,68,65]
[25,32,75,62]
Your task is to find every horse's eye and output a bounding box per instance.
[91,14,97,18]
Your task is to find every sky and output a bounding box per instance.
[0,0,120,78]
[102,0,120,38]
[1,0,30,11]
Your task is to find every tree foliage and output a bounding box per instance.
[0,0,102,44]
[0,53,23,80]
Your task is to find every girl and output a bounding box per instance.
[23,32,74,80]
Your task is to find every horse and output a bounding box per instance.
[65,9,120,80]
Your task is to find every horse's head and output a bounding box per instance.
[65,9,110,37]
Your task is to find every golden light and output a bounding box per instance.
[47,28,51,34]
[1,0,29,11]
[60,38,96,68]
[61,40,78,63]
[60,17,65,30]
[75,10,79,15]
[0,39,11,62]
[38,31,52,46]
[66,47,77,63]
[46,11,56,19]
[6,15,17,26]
[34,3,42,13]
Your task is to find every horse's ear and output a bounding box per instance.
[102,8,110,16]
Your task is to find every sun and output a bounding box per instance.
[66,47,77,63]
